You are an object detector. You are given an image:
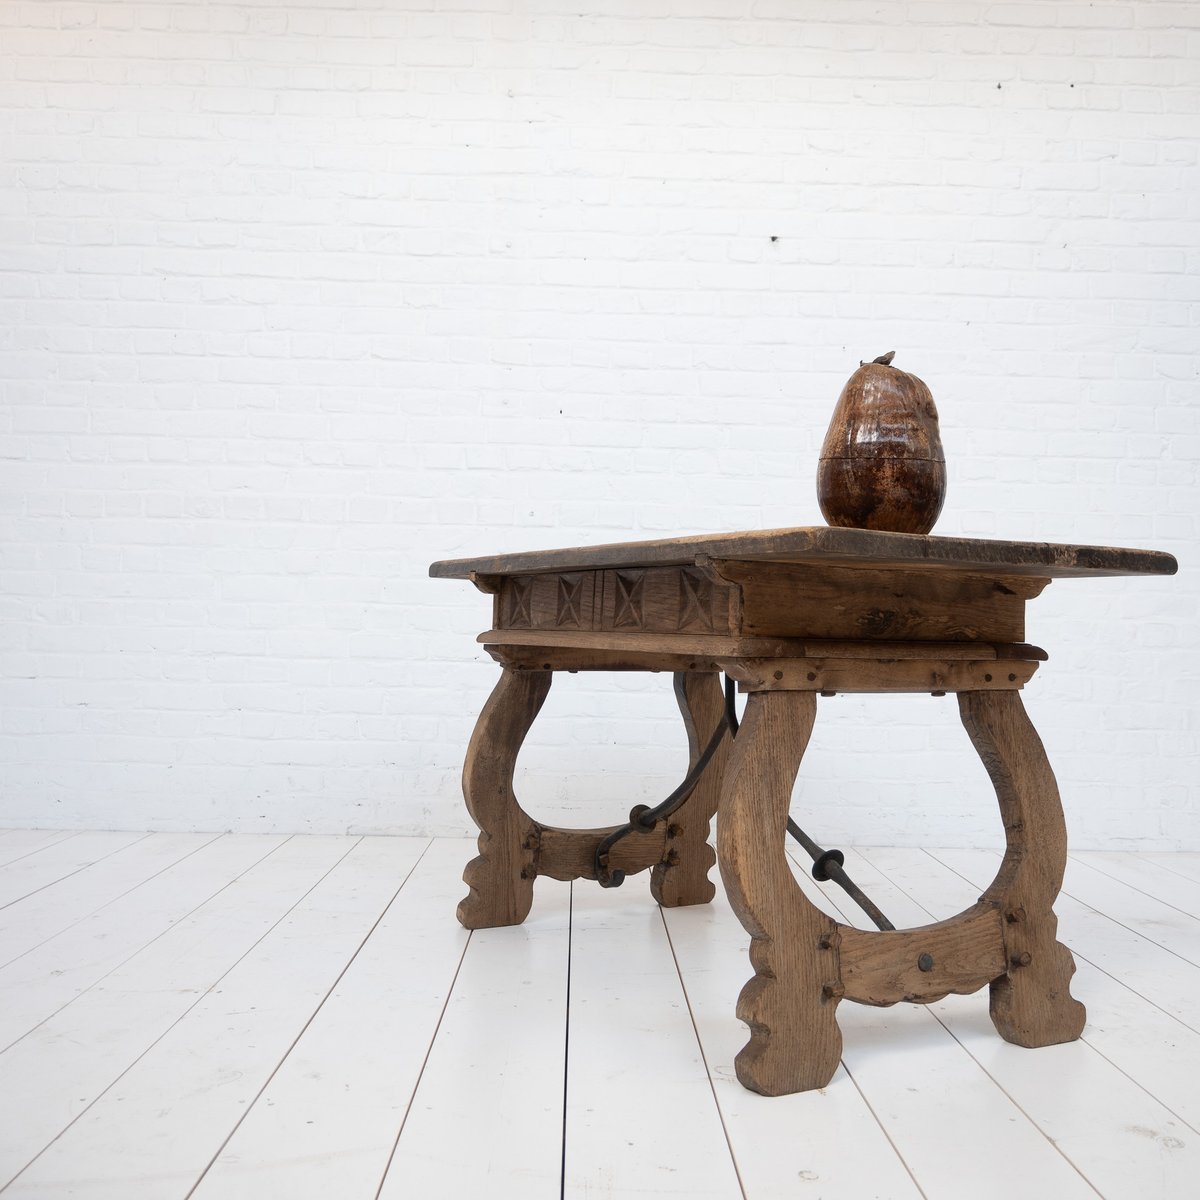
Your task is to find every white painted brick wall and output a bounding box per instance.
[1,0,1196,850]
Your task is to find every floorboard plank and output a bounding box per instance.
[0,832,77,867]
[1,836,429,1199]
[1072,851,1200,921]
[1061,859,1200,967]
[0,834,289,1050]
[1136,852,1200,886]
[0,832,218,969]
[189,838,470,1200]
[378,876,571,1200]
[858,847,1200,1198]
[2,834,1198,1199]
[0,832,148,908]
[560,881,743,1200]
[0,835,364,1191]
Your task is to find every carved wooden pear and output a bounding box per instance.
[817,351,946,535]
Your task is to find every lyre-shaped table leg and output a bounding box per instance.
[959,690,1087,1047]
[651,671,731,908]
[457,668,551,930]
[717,689,842,1096]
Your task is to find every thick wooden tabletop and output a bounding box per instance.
[429,526,1177,581]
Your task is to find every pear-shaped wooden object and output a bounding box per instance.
[817,351,947,535]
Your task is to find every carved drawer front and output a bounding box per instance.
[498,572,597,631]
[496,568,736,636]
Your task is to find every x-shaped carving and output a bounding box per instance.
[508,577,532,627]
[613,571,644,629]
[678,569,714,631]
[556,575,583,627]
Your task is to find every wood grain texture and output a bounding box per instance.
[457,669,551,930]
[492,567,737,637]
[836,903,1007,1006]
[722,656,1040,694]
[717,559,1045,642]
[486,561,1056,645]
[430,525,1177,581]
[534,823,667,882]
[716,689,842,1095]
[818,454,947,535]
[958,690,1088,1048]
[831,846,1195,1200]
[485,638,727,674]
[456,668,729,903]
[482,630,1047,663]
[650,672,730,908]
[817,355,947,535]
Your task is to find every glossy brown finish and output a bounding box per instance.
[818,352,947,534]
[817,455,947,535]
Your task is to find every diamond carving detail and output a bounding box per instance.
[556,574,584,628]
[507,577,532,627]
[613,571,644,629]
[677,569,714,632]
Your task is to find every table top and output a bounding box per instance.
[429,526,1177,582]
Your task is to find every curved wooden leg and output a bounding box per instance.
[651,672,731,908]
[717,690,842,1096]
[959,690,1087,1047]
[457,669,551,930]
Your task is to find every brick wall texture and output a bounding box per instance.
[1,1,1196,847]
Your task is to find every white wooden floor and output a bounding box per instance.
[1,831,1199,1199]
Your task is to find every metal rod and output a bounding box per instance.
[729,676,892,929]
[594,709,728,887]
[597,674,897,932]
[729,681,892,931]
[787,814,895,932]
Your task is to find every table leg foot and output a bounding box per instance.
[718,690,842,1095]
[991,939,1086,1048]
[457,668,551,930]
[651,672,731,909]
[959,690,1087,1047]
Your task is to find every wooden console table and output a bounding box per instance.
[430,526,1176,1096]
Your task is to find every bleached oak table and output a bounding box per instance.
[430,527,1176,1096]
